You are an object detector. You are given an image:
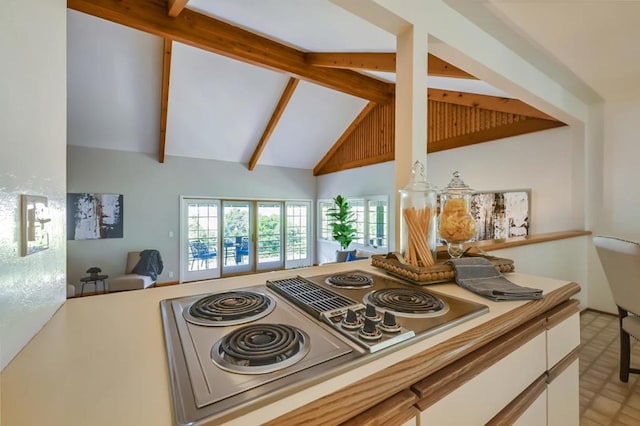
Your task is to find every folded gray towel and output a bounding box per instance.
[446,257,543,301]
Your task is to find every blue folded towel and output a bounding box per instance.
[446,257,543,301]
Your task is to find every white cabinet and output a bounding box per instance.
[514,388,547,426]
[547,357,579,426]
[414,300,580,426]
[419,332,546,425]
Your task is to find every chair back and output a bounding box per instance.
[190,241,207,256]
[125,251,141,274]
[237,237,249,255]
[594,236,640,314]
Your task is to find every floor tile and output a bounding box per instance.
[579,310,640,425]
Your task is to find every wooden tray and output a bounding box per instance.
[371,252,515,286]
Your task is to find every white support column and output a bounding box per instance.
[394,23,429,249]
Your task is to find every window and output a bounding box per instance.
[318,201,332,240]
[368,199,388,248]
[351,199,365,245]
[286,203,308,261]
[318,196,388,249]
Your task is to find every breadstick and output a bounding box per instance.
[404,207,435,267]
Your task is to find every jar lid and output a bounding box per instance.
[400,161,436,192]
[443,171,473,194]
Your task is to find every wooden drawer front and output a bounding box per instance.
[547,358,579,426]
[419,332,546,425]
[547,312,580,369]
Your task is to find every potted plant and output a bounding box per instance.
[327,195,357,262]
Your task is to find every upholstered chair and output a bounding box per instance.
[108,251,157,292]
[593,236,640,382]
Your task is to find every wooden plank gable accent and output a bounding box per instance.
[314,102,394,175]
[314,99,565,176]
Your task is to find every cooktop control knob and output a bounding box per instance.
[378,311,402,333]
[358,318,382,340]
[341,308,362,330]
[364,303,382,322]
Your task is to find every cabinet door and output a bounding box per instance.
[547,311,580,368]
[548,358,579,426]
[419,332,546,425]
[514,389,547,426]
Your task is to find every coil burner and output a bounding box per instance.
[325,272,374,289]
[363,288,450,318]
[183,290,275,326]
[211,323,310,374]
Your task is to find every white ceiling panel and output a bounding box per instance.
[260,81,368,169]
[187,0,395,52]
[485,1,640,101]
[165,42,290,163]
[67,10,163,153]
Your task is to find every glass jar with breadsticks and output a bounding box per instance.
[399,161,438,268]
[438,171,476,258]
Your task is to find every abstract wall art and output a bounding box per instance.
[67,193,123,240]
[470,189,530,241]
[21,194,51,256]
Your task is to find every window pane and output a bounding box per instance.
[367,200,388,247]
[319,201,331,240]
[287,204,307,260]
[351,200,365,245]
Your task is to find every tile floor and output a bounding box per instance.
[580,310,640,425]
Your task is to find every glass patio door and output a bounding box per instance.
[222,201,253,274]
[285,201,312,268]
[181,198,220,282]
[256,202,283,271]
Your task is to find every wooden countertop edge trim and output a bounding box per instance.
[546,299,580,329]
[265,281,580,425]
[486,374,548,425]
[547,347,580,383]
[412,316,546,408]
[341,389,418,425]
[436,230,592,253]
[385,407,421,426]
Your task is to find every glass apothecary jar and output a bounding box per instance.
[438,171,476,258]
[399,161,438,267]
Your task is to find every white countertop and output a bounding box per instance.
[0,261,575,426]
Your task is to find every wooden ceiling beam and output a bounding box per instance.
[427,88,559,121]
[158,37,172,163]
[428,118,566,154]
[305,52,476,79]
[248,78,299,171]
[313,101,377,176]
[167,0,189,17]
[306,52,396,72]
[67,0,395,104]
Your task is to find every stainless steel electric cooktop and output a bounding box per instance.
[160,270,488,425]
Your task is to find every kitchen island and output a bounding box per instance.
[0,260,580,425]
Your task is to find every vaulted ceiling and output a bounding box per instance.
[67,0,574,174]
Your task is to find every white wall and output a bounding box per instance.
[0,0,67,370]
[316,126,579,264]
[316,162,395,264]
[428,126,579,233]
[66,146,316,289]
[585,98,640,313]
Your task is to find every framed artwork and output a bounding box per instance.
[67,193,123,240]
[470,189,530,241]
[21,194,51,256]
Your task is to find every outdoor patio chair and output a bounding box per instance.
[190,240,217,268]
